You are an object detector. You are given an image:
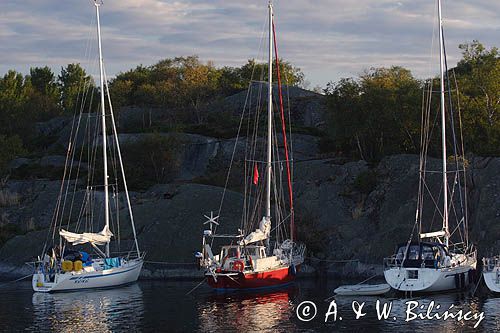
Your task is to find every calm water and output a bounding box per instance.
[0,279,499,332]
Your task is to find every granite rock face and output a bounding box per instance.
[1,89,498,277]
[1,153,499,277]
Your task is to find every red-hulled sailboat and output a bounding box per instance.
[197,1,305,291]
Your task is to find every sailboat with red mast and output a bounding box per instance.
[197,0,305,291]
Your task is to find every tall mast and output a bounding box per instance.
[438,0,449,247]
[95,0,110,256]
[266,1,273,219]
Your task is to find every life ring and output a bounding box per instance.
[232,260,245,272]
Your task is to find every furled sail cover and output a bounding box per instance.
[240,217,271,245]
[60,226,113,246]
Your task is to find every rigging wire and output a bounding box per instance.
[42,13,97,257]
[213,9,268,243]
[412,0,468,249]
[272,16,295,241]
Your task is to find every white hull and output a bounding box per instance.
[32,259,143,293]
[483,270,500,293]
[334,283,391,296]
[384,258,476,292]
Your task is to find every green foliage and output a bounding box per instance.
[234,58,305,88]
[120,134,181,189]
[0,70,34,136]
[27,67,62,122]
[58,63,97,114]
[324,67,422,161]
[323,41,499,160]
[29,66,59,99]
[455,41,500,155]
[0,69,61,166]
[108,56,305,121]
[0,135,26,172]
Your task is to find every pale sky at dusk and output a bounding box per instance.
[1,0,498,88]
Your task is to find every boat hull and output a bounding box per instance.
[384,262,476,293]
[483,271,500,293]
[206,265,298,291]
[32,259,143,293]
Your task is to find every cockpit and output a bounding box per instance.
[394,242,448,268]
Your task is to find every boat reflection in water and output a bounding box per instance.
[31,284,144,332]
[375,294,485,332]
[198,286,296,332]
[482,296,500,330]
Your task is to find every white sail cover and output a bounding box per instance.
[60,226,113,246]
[240,217,271,245]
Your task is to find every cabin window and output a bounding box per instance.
[228,247,239,258]
[422,246,434,260]
[245,247,257,256]
[396,247,405,260]
[407,270,419,280]
[408,245,420,260]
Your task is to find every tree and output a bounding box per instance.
[27,66,62,120]
[324,67,422,161]
[455,41,500,155]
[58,63,96,114]
[238,58,305,87]
[0,135,26,173]
[29,66,59,99]
[0,70,32,136]
[173,56,221,123]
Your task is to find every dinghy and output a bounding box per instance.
[334,284,391,296]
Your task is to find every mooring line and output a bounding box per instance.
[186,278,207,296]
[0,273,32,287]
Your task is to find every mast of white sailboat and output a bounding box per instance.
[438,0,449,247]
[266,1,273,220]
[95,0,110,257]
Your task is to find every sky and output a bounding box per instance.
[0,0,498,88]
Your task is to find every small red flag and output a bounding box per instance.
[253,164,259,185]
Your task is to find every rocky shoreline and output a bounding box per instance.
[1,114,499,280]
[1,153,499,279]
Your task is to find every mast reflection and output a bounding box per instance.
[31,284,144,332]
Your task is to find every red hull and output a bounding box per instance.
[206,265,299,291]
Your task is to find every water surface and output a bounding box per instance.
[0,279,498,332]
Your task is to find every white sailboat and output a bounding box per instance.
[483,257,500,293]
[31,1,144,292]
[197,1,305,291]
[383,0,476,293]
